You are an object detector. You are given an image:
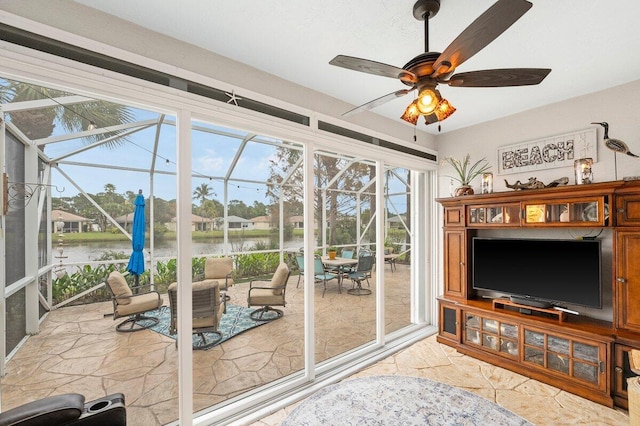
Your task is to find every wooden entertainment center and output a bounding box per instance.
[436,180,640,409]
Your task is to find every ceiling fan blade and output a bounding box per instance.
[446,68,551,87]
[432,0,533,77]
[330,55,418,84]
[343,88,414,117]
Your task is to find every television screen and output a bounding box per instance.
[472,237,602,309]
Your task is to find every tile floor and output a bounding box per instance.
[252,335,630,425]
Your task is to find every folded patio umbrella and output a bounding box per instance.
[126,190,145,287]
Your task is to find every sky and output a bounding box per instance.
[9,79,409,213]
[47,107,292,206]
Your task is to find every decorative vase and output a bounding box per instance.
[328,251,337,259]
[455,185,474,196]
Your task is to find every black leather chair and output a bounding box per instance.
[0,393,126,426]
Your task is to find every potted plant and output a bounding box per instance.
[327,246,337,260]
[441,154,491,196]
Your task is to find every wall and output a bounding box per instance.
[436,79,640,196]
[435,79,640,322]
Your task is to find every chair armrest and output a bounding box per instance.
[0,393,85,426]
[114,290,161,302]
[249,284,286,291]
[130,283,156,291]
[248,280,271,290]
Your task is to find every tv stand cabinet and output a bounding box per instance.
[436,180,640,409]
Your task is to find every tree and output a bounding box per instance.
[192,183,216,230]
[267,148,372,247]
[192,183,215,205]
[198,200,218,230]
[228,199,249,218]
[0,79,134,147]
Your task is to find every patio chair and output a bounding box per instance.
[247,262,290,321]
[327,248,355,276]
[314,257,339,297]
[384,247,397,272]
[167,280,226,349]
[105,271,162,332]
[295,253,305,288]
[339,248,356,276]
[347,254,375,296]
[202,257,235,300]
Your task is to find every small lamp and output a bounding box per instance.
[574,158,593,184]
[481,172,493,193]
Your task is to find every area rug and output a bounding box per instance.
[282,375,532,426]
[146,304,275,349]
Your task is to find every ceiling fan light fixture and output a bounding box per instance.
[400,100,420,125]
[416,87,441,114]
[423,98,456,125]
[434,98,456,121]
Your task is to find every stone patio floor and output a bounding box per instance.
[1,263,412,425]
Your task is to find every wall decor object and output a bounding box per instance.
[481,172,493,193]
[574,158,594,184]
[498,128,597,175]
[504,176,569,191]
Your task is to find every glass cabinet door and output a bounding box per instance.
[522,326,605,389]
[464,312,518,358]
[468,203,520,227]
[522,197,608,226]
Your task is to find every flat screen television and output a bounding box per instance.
[472,237,602,309]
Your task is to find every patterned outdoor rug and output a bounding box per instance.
[146,304,275,349]
[282,375,533,426]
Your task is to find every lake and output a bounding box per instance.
[55,236,305,268]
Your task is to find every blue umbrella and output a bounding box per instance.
[127,190,146,287]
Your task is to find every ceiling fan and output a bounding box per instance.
[329,0,551,126]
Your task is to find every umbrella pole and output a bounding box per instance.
[134,274,140,294]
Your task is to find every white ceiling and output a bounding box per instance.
[74,0,640,135]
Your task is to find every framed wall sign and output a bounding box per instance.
[497,128,597,175]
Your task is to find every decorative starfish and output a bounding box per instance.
[225,90,242,106]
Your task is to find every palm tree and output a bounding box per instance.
[193,183,216,231]
[192,183,215,204]
[0,78,134,147]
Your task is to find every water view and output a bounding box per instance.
[56,236,305,267]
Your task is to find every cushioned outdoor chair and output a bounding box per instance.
[201,257,234,300]
[167,280,226,349]
[105,271,162,332]
[0,393,126,426]
[247,262,290,321]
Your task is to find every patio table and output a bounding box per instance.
[322,257,358,287]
